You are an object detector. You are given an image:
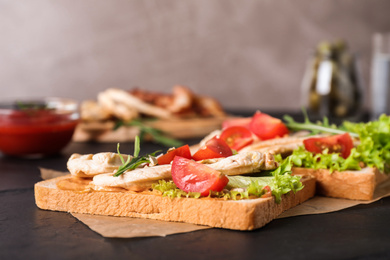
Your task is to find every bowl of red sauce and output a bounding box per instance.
[0,97,80,157]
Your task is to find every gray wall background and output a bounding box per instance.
[1,0,389,111]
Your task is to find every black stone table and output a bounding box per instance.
[2,136,390,259]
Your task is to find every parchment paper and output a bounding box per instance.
[278,178,390,218]
[72,213,211,238]
[39,168,390,238]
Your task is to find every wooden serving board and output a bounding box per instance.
[72,117,227,143]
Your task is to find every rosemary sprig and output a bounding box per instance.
[283,108,359,138]
[114,119,183,147]
[114,136,161,177]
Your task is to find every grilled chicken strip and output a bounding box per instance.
[92,165,172,192]
[67,153,132,178]
[88,151,277,191]
[80,100,112,121]
[99,88,173,119]
[206,151,278,176]
[167,85,194,113]
[194,95,226,117]
[239,135,324,155]
[98,91,139,121]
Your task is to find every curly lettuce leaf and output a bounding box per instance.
[343,114,390,173]
[287,146,361,173]
[285,111,390,174]
[152,180,201,199]
[227,157,304,203]
[152,180,252,200]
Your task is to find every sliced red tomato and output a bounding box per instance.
[192,136,233,161]
[157,144,192,165]
[249,111,289,140]
[261,186,272,198]
[171,156,229,196]
[303,133,354,159]
[220,126,254,151]
[222,117,252,130]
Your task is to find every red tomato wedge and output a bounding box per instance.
[220,126,254,151]
[222,117,252,130]
[261,186,272,198]
[171,156,229,196]
[249,112,289,140]
[192,136,233,161]
[157,144,192,165]
[303,133,354,159]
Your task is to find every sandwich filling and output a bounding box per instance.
[62,151,279,192]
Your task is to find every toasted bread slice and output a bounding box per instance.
[292,167,388,200]
[34,175,315,230]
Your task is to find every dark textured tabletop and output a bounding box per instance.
[1,112,390,260]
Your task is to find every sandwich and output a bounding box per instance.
[74,86,227,143]
[34,135,316,231]
[284,115,390,200]
[218,111,390,201]
[35,110,387,231]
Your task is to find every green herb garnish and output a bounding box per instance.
[114,119,183,147]
[283,108,359,138]
[114,136,161,177]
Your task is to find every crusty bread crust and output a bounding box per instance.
[34,175,315,230]
[292,167,388,201]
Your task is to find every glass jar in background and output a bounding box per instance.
[370,33,390,120]
[300,40,363,122]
